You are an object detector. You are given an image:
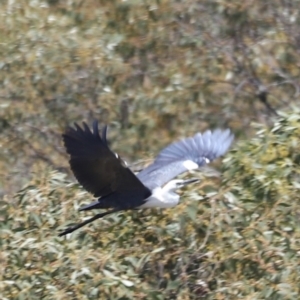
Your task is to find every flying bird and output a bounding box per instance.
[59,121,234,236]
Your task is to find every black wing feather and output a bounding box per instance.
[62,121,150,201]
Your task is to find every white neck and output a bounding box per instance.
[139,187,180,208]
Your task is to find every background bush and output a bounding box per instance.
[1,0,300,299]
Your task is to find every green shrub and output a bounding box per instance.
[1,110,300,299]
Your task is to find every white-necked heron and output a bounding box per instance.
[59,121,234,236]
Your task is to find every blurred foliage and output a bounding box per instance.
[1,0,300,194]
[2,109,300,299]
[1,0,300,299]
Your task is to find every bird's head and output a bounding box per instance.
[163,178,199,192]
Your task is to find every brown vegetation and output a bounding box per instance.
[1,0,300,299]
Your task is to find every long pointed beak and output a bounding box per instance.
[181,178,200,186]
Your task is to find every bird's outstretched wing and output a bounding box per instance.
[137,129,234,190]
[62,121,150,201]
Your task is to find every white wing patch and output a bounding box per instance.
[204,157,210,164]
[182,160,199,170]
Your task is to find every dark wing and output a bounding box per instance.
[63,120,150,200]
[137,129,234,190]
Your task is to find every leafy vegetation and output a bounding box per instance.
[2,109,300,299]
[1,0,300,299]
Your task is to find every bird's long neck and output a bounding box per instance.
[155,186,180,206]
[139,187,179,208]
